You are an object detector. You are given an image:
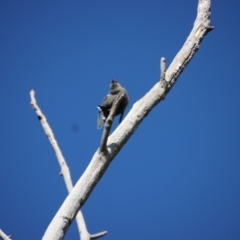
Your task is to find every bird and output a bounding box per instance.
[97,80,129,129]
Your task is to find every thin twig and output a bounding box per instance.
[160,57,166,82]
[160,57,167,94]
[90,231,108,240]
[30,90,107,240]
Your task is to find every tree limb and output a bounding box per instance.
[0,229,11,240]
[43,0,213,239]
[30,90,107,240]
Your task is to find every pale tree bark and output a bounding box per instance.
[43,0,213,239]
[30,91,107,240]
[0,229,11,240]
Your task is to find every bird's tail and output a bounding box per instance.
[97,106,106,129]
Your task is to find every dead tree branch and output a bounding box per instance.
[0,229,11,240]
[43,0,213,239]
[30,90,107,240]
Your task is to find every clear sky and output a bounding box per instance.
[1,0,240,239]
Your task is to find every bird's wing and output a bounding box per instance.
[101,94,115,107]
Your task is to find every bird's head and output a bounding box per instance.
[110,79,120,91]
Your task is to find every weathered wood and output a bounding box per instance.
[43,1,213,239]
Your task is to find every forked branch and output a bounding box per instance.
[43,0,213,239]
[30,90,107,240]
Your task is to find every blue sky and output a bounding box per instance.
[1,0,240,239]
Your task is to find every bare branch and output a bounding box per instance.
[30,90,73,191]
[43,0,213,239]
[160,57,166,82]
[0,229,11,240]
[30,90,107,240]
[160,57,167,92]
[99,94,125,153]
[90,231,108,239]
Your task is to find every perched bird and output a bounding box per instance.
[97,80,129,129]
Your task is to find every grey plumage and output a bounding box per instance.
[97,80,129,129]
